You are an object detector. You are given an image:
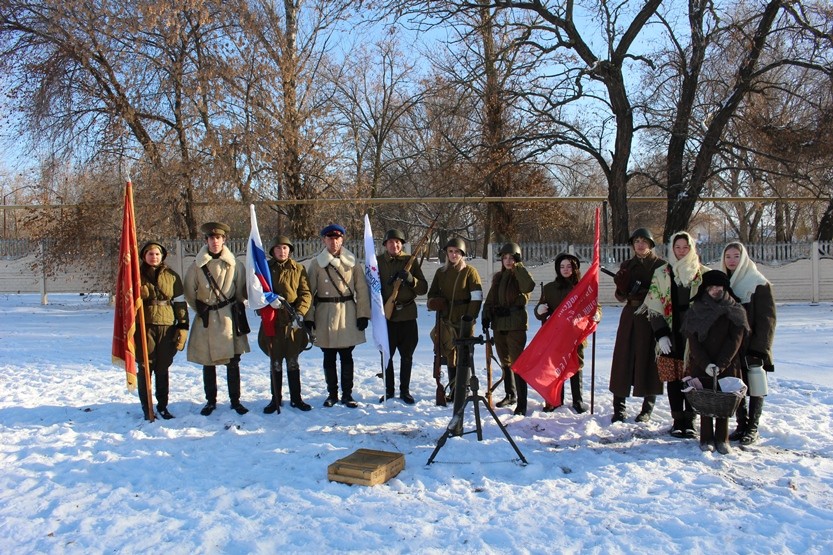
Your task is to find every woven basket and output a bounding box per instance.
[686,381,747,418]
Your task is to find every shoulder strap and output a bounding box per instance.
[201,265,229,302]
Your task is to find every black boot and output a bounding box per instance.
[496,367,517,407]
[323,354,339,407]
[741,396,764,445]
[227,357,248,414]
[729,396,748,441]
[287,358,311,411]
[514,374,528,416]
[700,416,715,452]
[635,396,656,423]
[715,417,731,454]
[611,396,627,423]
[399,357,414,404]
[382,359,396,402]
[670,410,685,438]
[682,410,697,439]
[446,366,456,403]
[264,360,282,414]
[570,371,589,414]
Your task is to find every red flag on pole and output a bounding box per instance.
[512,207,601,407]
[111,179,142,391]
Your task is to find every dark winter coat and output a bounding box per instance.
[377,251,428,322]
[683,292,748,381]
[742,283,777,371]
[609,252,666,397]
[483,263,535,331]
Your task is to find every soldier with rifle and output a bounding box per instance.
[427,237,483,434]
[377,228,428,404]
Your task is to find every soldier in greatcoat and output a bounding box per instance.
[305,224,371,408]
[184,222,251,416]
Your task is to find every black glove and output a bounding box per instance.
[482,318,491,334]
[388,269,414,286]
[356,317,369,331]
[304,321,315,331]
[614,268,630,294]
[494,306,511,317]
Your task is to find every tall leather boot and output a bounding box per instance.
[446,366,457,403]
[323,352,339,407]
[700,416,715,452]
[741,396,764,445]
[714,417,731,454]
[137,364,151,420]
[399,356,414,404]
[264,359,282,414]
[201,365,218,415]
[340,352,357,408]
[496,367,517,407]
[514,373,528,416]
[227,357,248,414]
[611,396,627,423]
[636,395,656,423]
[383,360,396,400]
[670,410,686,438]
[287,358,311,411]
[729,396,748,441]
[570,371,589,413]
[449,365,470,436]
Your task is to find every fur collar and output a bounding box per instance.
[682,292,749,341]
[195,245,236,267]
[316,247,356,269]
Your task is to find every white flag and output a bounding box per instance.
[363,214,391,364]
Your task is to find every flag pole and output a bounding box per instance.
[128,180,154,422]
[590,331,596,415]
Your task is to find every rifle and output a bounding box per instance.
[275,294,315,351]
[384,217,438,320]
[433,311,447,406]
[485,327,494,408]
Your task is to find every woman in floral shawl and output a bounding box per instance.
[637,231,709,438]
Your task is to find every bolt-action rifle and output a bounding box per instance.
[433,311,447,406]
[383,216,438,320]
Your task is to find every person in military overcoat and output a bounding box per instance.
[377,229,428,404]
[305,224,371,408]
[184,222,251,416]
[427,237,483,434]
[259,235,313,414]
[483,242,535,415]
[608,228,666,424]
[136,241,189,420]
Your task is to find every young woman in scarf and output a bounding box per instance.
[722,242,776,445]
[681,270,749,454]
[637,231,709,438]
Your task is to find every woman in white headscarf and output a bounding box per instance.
[637,231,709,439]
[722,242,776,445]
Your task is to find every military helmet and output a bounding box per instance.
[498,242,522,262]
[140,241,168,261]
[629,227,655,248]
[444,237,467,257]
[383,229,406,245]
[269,234,294,254]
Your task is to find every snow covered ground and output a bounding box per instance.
[1,294,832,554]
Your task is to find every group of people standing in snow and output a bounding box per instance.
[133,220,775,455]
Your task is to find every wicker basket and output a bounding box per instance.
[685,380,747,418]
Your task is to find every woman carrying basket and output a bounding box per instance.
[681,270,749,454]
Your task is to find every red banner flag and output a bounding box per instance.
[111,179,142,391]
[512,207,601,407]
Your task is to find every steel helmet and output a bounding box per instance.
[383,229,406,244]
[498,242,522,262]
[444,237,467,257]
[269,234,294,254]
[629,227,656,248]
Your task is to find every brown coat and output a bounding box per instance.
[483,263,535,331]
[609,252,666,397]
[184,246,250,366]
[742,283,777,371]
[261,257,312,360]
[377,251,427,322]
[683,294,748,381]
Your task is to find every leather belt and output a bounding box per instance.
[315,295,354,304]
[148,300,172,306]
[208,297,235,310]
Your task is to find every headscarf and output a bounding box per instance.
[721,242,770,304]
[668,231,701,288]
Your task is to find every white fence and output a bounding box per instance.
[2,239,833,304]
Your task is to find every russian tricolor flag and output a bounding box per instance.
[246,204,279,335]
